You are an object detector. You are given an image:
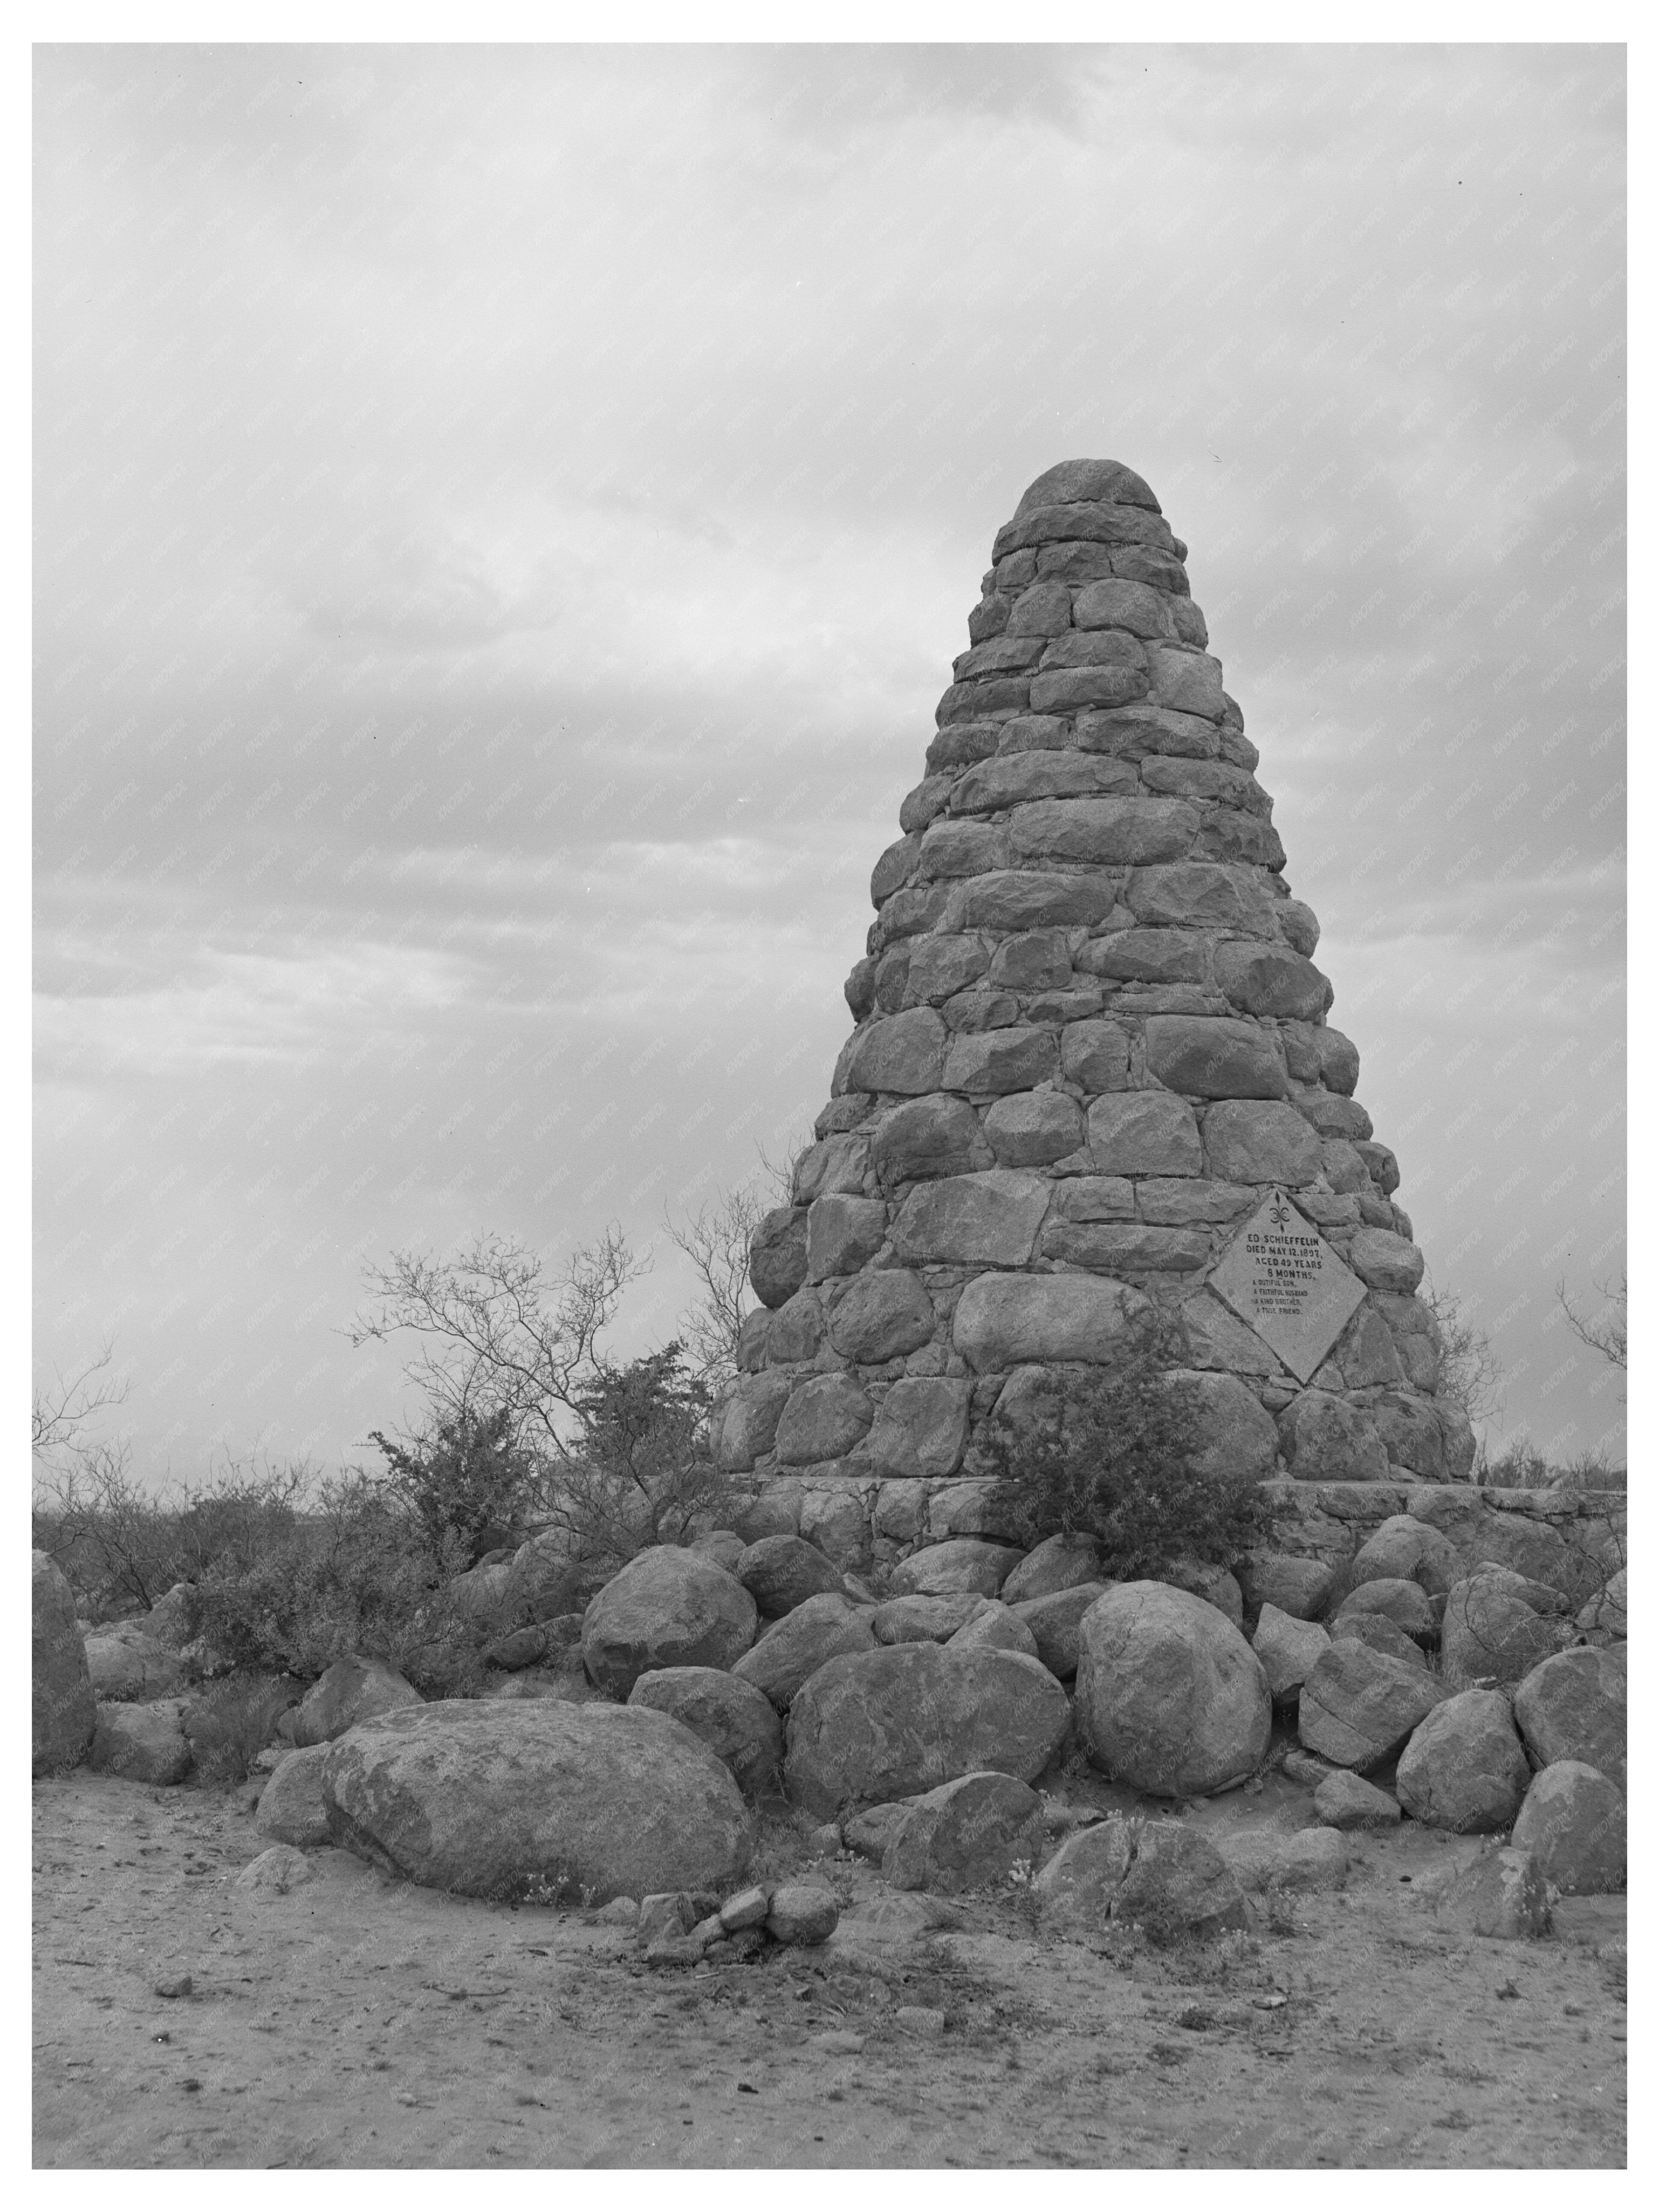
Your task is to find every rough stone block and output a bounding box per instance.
[1041,1221,1210,1272]
[891,1170,1048,1267]
[870,1094,992,1186]
[1059,1020,1131,1092]
[1143,1016,1287,1100]
[1007,795,1196,866]
[984,1089,1086,1166]
[774,1375,875,1466]
[1277,1390,1390,1483]
[952,1273,1147,1371]
[806,1194,888,1283]
[1087,1090,1202,1175]
[749,1206,809,1308]
[826,1270,937,1362]
[838,1009,948,1097]
[1126,862,1276,933]
[956,871,1119,932]
[1201,1099,1323,1185]
[1077,927,1206,984]
[1213,943,1332,1021]
[943,1026,1059,1094]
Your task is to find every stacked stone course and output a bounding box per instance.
[717,460,1478,1572]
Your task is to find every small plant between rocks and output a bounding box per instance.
[975,1312,1282,1577]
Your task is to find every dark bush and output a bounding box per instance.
[977,1313,1280,1577]
[182,1673,301,1785]
[368,1406,539,1567]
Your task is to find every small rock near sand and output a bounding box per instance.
[766,1884,840,1945]
[236,1845,313,1896]
[1313,1771,1401,1830]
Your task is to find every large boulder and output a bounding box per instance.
[290,1655,423,1748]
[1074,1581,1270,1797]
[784,1643,1070,1818]
[947,1602,1040,1659]
[1512,1645,1626,1790]
[1510,1762,1625,1895]
[581,1547,758,1700]
[1395,1690,1531,1833]
[731,1593,877,1711]
[881,1772,1046,1893]
[255,1744,334,1848]
[1331,1578,1438,1648]
[1010,1582,1113,1677]
[83,1625,187,1702]
[501,1532,583,1627]
[889,1538,1025,1598]
[1575,1566,1627,1641]
[1349,1514,1461,1598]
[1001,1533,1103,1606]
[1296,1642,1442,1770]
[1161,1559,1245,1630]
[1110,1822,1249,1941]
[33,1555,96,1776]
[322,1700,755,1904]
[1251,1603,1329,1703]
[626,1666,784,1797]
[734,1535,844,1618]
[87,1699,193,1786]
[1331,1611,1430,1670]
[1441,1572,1566,1689]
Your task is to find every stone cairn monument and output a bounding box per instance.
[716,459,1475,1574]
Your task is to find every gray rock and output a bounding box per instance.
[323,1701,754,1904]
[805,1194,888,1282]
[1177,1369,1281,1480]
[1332,1577,1438,1647]
[843,1801,910,1861]
[1347,1228,1425,1294]
[735,1535,845,1618]
[955,870,1118,934]
[882,1771,1046,1893]
[1395,1690,1531,1833]
[236,1844,313,1896]
[1075,1581,1271,1797]
[1432,1846,1551,1940]
[1510,1762,1625,1895]
[32,1551,96,1776]
[766,1288,825,1363]
[1296,1642,1442,1770]
[637,1892,696,1943]
[891,1170,1048,1267]
[718,1882,773,1932]
[1201,1100,1323,1186]
[774,1374,875,1465]
[1126,862,1277,935]
[1001,1533,1103,1607]
[1312,1770,1401,1830]
[890,1538,1025,1599]
[581,1548,758,1700]
[1575,1567,1627,1640]
[953,1271,1148,1371]
[1161,1560,1245,1628]
[139,1582,196,1650]
[1142,1016,1287,1101]
[1006,795,1196,867]
[872,1592,990,1644]
[1277,1390,1390,1482]
[1110,1822,1249,1940]
[689,1530,748,1573]
[626,1666,784,1796]
[713,1370,794,1472]
[749,1207,810,1308]
[941,1026,1059,1095]
[1086,1090,1202,1175]
[863,1376,972,1477]
[1441,1573,1566,1690]
[484,1626,548,1671]
[1236,1553,1335,1621]
[1350,1513,1462,1598]
[731,1593,878,1711]
[254,1744,334,1847]
[826,1271,937,1362]
[1252,1603,1329,1701]
[1032,1817,1136,1931]
[83,1626,187,1703]
[839,1009,948,1096]
[1059,1020,1132,1093]
[1010,1582,1114,1677]
[290,1656,422,1749]
[870,1094,992,1184]
[88,1698,193,1786]
[1041,1221,1210,1272]
[946,1602,1041,1659]
[984,1089,1087,1167]
[1213,943,1331,1021]
[784,1643,1070,1819]
[1220,1826,1347,1894]
[1331,1612,1430,1670]
[1511,1645,1626,1790]
[766,1884,840,1945]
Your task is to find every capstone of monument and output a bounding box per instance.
[718,459,1480,1570]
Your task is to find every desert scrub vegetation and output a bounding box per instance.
[975,1314,1281,1576]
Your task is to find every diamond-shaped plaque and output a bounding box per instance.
[1210,1188,1366,1384]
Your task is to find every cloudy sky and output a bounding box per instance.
[33,42,1626,1489]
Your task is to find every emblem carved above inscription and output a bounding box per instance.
[1209,1188,1366,1384]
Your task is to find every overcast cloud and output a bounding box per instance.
[33,42,1626,1484]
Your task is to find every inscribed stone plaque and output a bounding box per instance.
[1210,1188,1366,1384]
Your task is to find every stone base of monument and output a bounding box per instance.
[726,1470,1627,1599]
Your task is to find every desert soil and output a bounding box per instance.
[33,1763,1625,2169]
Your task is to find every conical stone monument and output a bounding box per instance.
[718,459,1475,1573]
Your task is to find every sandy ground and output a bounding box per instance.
[33,1763,1625,2170]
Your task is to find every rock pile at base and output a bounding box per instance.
[716,459,1477,1574]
